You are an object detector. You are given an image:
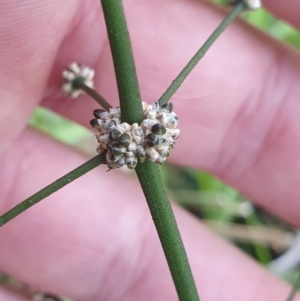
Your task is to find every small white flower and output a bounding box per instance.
[128,142,137,152]
[156,156,166,165]
[142,102,149,112]
[146,147,160,161]
[246,0,261,10]
[119,122,131,132]
[99,134,109,144]
[230,0,261,10]
[156,145,170,157]
[61,62,95,98]
[156,112,168,125]
[110,108,121,118]
[169,129,180,139]
[146,110,157,119]
[99,111,110,120]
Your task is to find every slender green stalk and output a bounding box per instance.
[245,213,272,264]
[100,1,200,300]
[136,161,200,301]
[73,80,112,111]
[158,2,247,106]
[101,0,144,125]
[0,153,106,227]
[286,272,300,301]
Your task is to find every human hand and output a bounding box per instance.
[0,0,300,300]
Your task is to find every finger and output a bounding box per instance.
[0,0,79,154]
[2,0,300,229]
[263,0,300,30]
[0,129,299,301]
[43,0,300,227]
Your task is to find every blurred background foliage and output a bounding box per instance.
[26,0,300,297]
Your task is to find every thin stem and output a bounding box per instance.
[73,80,112,111]
[0,153,106,227]
[286,272,300,301]
[101,0,144,124]
[158,2,247,106]
[100,1,200,300]
[136,161,200,301]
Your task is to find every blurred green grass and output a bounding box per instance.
[29,107,91,146]
[214,0,300,49]
[28,0,300,285]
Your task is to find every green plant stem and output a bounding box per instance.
[136,161,200,301]
[100,1,200,300]
[245,213,272,264]
[286,272,300,301]
[158,2,247,106]
[73,80,112,111]
[101,0,144,124]
[0,153,106,227]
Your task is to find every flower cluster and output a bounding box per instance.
[90,102,180,169]
[230,0,261,10]
[61,62,95,98]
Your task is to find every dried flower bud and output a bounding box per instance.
[90,119,101,128]
[111,143,127,156]
[151,123,167,135]
[93,109,106,118]
[161,102,173,113]
[109,128,123,141]
[118,133,131,148]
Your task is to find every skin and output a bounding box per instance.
[0,0,300,300]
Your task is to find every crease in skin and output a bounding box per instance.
[91,221,156,301]
[211,41,298,174]
[119,250,176,300]
[214,71,282,181]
